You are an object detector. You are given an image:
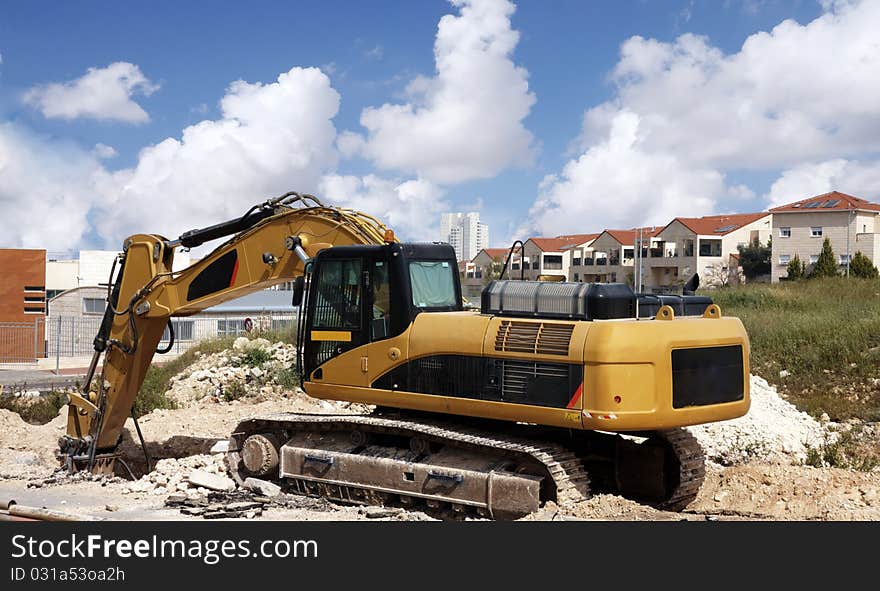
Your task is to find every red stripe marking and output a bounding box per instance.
[566,382,584,409]
[229,255,240,287]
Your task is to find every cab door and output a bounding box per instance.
[304,257,369,382]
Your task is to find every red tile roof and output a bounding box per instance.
[769,191,880,213]
[599,227,661,245]
[663,212,769,236]
[529,233,599,252]
[475,248,513,261]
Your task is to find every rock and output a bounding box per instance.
[105,505,119,512]
[778,370,790,378]
[364,507,401,519]
[243,477,282,497]
[209,440,230,454]
[187,469,235,492]
[233,337,251,352]
[820,413,830,423]
[250,367,264,379]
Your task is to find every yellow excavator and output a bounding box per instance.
[59,192,750,518]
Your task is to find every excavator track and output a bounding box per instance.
[654,428,706,511]
[227,412,591,520]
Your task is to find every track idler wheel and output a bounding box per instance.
[240,433,280,477]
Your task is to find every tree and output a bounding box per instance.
[737,237,771,280]
[849,251,879,279]
[786,254,806,280]
[704,262,731,287]
[810,237,839,278]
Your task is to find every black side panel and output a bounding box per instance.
[187,250,238,301]
[372,355,582,409]
[672,345,744,408]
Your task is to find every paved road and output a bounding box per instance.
[0,368,86,390]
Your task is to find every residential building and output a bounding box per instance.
[651,213,771,290]
[769,191,880,282]
[520,234,598,281]
[0,248,46,361]
[460,247,510,299]
[576,229,659,284]
[440,212,489,261]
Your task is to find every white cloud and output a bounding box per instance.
[23,62,158,123]
[522,112,719,237]
[766,159,880,207]
[523,0,880,237]
[93,67,340,247]
[364,45,384,61]
[0,123,104,249]
[92,143,118,159]
[583,1,880,170]
[350,0,536,184]
[319,174,445,241]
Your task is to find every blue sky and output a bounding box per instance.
[1,0,877,252]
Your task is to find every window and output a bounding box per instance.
[779,227,791,238]
[218,319,246,336]
[512,263,520,270]
[409,261,456,309]
[810,227,823,237]
[573,257,582,266]
[532,259,539,270]
[161,319,194,341]
[83,297,106,315]
[573,273,579,282]
[839,254,851,265]
[543,255,563,270]
[24,285,45,292]
[809,255,819,264]
[779,255,791,265]
[313,259,363,329]
[371,260,392,340]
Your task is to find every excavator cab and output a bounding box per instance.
[299,242,461,381]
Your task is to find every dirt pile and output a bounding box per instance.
[122,453,230,496]
[0,408,68,480]
[688,374,828,465]
[165,337,297,407]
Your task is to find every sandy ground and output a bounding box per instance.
[2,339,877,521]
[2,400,879,521]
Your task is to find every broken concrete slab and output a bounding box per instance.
[187,470,235,492]
[243,477,282,497]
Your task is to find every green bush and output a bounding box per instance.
[0,390,68,425]
[221,379,248,402]
[275,366,300,390]
[810,237,839,278]
[237,347,273,368]
[786,254,806,280]
[849,251,878,279]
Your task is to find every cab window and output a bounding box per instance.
[409,260,456,309]
[371,260,392,340]
[313,259,362,329]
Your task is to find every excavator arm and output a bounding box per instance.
[59,192,391,472]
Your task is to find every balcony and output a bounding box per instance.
[649,247,664,258]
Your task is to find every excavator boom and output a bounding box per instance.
[60,193,391,469]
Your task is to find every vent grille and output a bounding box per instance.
[501,360,570,402]
[495,320,574,356]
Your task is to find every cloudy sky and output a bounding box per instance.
[1,0,879,252]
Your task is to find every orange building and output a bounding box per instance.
[0,249,47,361]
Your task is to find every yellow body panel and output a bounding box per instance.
[305,311,750,433]
[311,330,352,342]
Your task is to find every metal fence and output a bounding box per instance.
[0,312,299,365]
[0,321,47,363]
